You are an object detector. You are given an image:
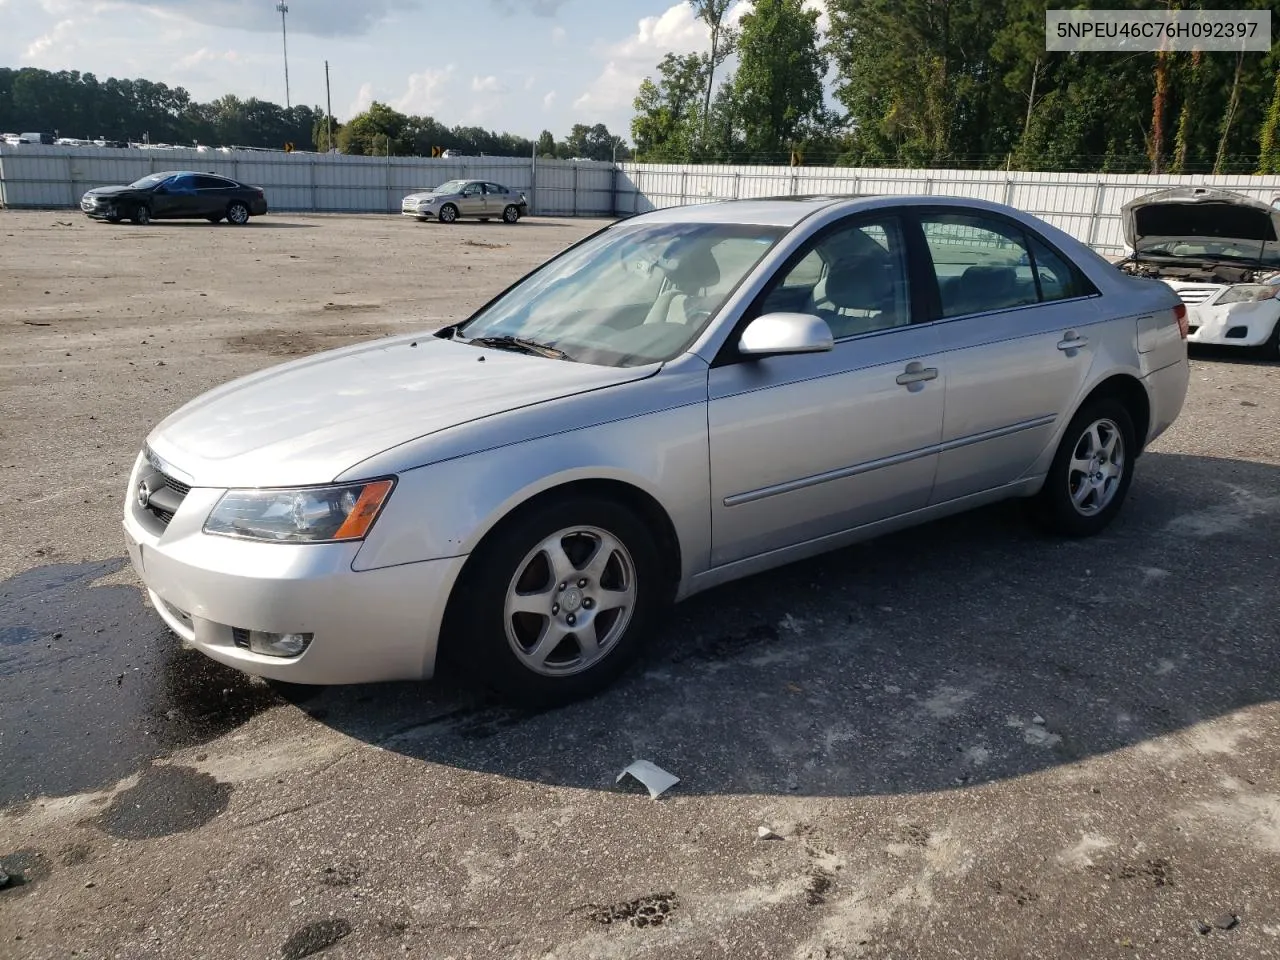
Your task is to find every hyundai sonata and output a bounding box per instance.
[124,195,1189,704]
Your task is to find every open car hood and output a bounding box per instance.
[1122,187,1280,260]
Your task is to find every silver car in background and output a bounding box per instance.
[124,195,1189,705]
[401,178,528,223]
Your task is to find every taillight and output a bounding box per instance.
[1173,303,1188,339]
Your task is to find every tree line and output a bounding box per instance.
[632,0,1280,174]
[0,66,626,161]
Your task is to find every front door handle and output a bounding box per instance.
[1057,333,1089,351]
[896,362,939,387]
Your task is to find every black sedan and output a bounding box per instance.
[79,171,269,225]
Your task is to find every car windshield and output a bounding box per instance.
[432,180,467,194]
[456,220,785,367]
[1138,236,1280,266]
[128,173,172,189]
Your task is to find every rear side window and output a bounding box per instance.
[485,182,507,194]
[1027,234,1091,301]
[195,175,230,189]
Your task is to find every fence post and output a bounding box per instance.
[791,171,799,196]
[530,154,537,216]
[680,169,688,205]
[733,172,740,199]
[310,155,317,213]
[1004,178,1015,206]
[573,164,579,217]
[852,173,860,195]
[1088,180,1107,248]
[634,168,642,214]
[610,162,618,217]
[65,153,75,207]
[924,177,933,196]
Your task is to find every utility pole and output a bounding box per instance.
[277,2,291,109]
[325,60,333,153]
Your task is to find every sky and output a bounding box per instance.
[1,0,832,143]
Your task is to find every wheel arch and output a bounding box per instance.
[452,476,683,603]
[1076,372,1151,454]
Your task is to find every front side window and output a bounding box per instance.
[760,216,911,339]
[462,182,483,196]
[457,221,784,367]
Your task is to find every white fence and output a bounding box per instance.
[615,163,1280,255]
[0,145,617,217]
[6,145,1280,255]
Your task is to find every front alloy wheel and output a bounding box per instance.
[441,496,665,705]
[504,526,637,677]
[438,203,458,223]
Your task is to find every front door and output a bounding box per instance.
[707,214,945,567]
[913,210,1100,505]
[151,173,199,218]
[459,182,485,215]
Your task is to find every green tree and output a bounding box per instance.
[631,52,708,160]
[688,0,737,147]
[732,0,827,160]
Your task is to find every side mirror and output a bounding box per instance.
[738,312,834,357]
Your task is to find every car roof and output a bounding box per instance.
[628,194,1078,229]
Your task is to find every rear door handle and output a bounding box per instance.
[1057,333,1088,351]
[896,362,939,386]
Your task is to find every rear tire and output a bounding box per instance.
[1034,397,1136,537]
[226,202,250,225]
[440,496,666,707]
[130,204,150,225]
[503,205,520,224]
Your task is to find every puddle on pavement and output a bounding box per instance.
[95,764,232,839]
[0,559,284,807]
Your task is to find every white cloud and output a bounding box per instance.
[348,81,376,117]
[176,47,243,70]
[471,74,504,94]
[393,65,455,114]
[543,90,557,110]
[551,25,566,44]
[523,74,537,91]
[23,17,76,60]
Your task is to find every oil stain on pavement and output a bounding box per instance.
[0,559,282,807]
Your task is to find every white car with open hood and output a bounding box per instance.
[1117,186,1280,357]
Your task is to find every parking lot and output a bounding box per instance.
[2,209,1280,959]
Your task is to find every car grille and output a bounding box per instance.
[140,467,191,527]
[1168,284,1223,306]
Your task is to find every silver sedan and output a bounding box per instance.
[400,179,528,223]
[123,195,1189,704]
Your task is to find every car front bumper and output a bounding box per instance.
[122,454,466,684]
[402,207,436,219]
[1186,300,1280,347]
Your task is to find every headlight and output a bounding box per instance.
[203,478,395,543]
[418,197,436,205]
[1215,284,1278,305]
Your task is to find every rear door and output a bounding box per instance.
[913,210,1102,505]
[194,175,232,217]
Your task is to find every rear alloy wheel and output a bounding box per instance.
[130,204,151,225]
[442,497,665,706]
[438,203,459,224]
[503,204,520,224]
[226,202,250,225]
[1036,397,1136,537]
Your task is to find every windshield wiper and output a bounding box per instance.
[464,334,573,361]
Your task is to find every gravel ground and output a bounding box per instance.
[1,209,1279,960]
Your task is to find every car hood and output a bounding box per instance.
[85,185,139,197]
[404,191,450,202]
[146,333,657,488]
[1122,186,1280,259]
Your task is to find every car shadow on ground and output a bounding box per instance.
[2,452,1276,805]
[292,450,1280,797]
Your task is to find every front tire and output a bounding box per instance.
[441,497,665,706]
[226,202,250,225]
[130,204,150,225]
[1035,397,1136,537]
[1262,319,1280,361]
[438,203,459,224]
[503,205,520,224]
